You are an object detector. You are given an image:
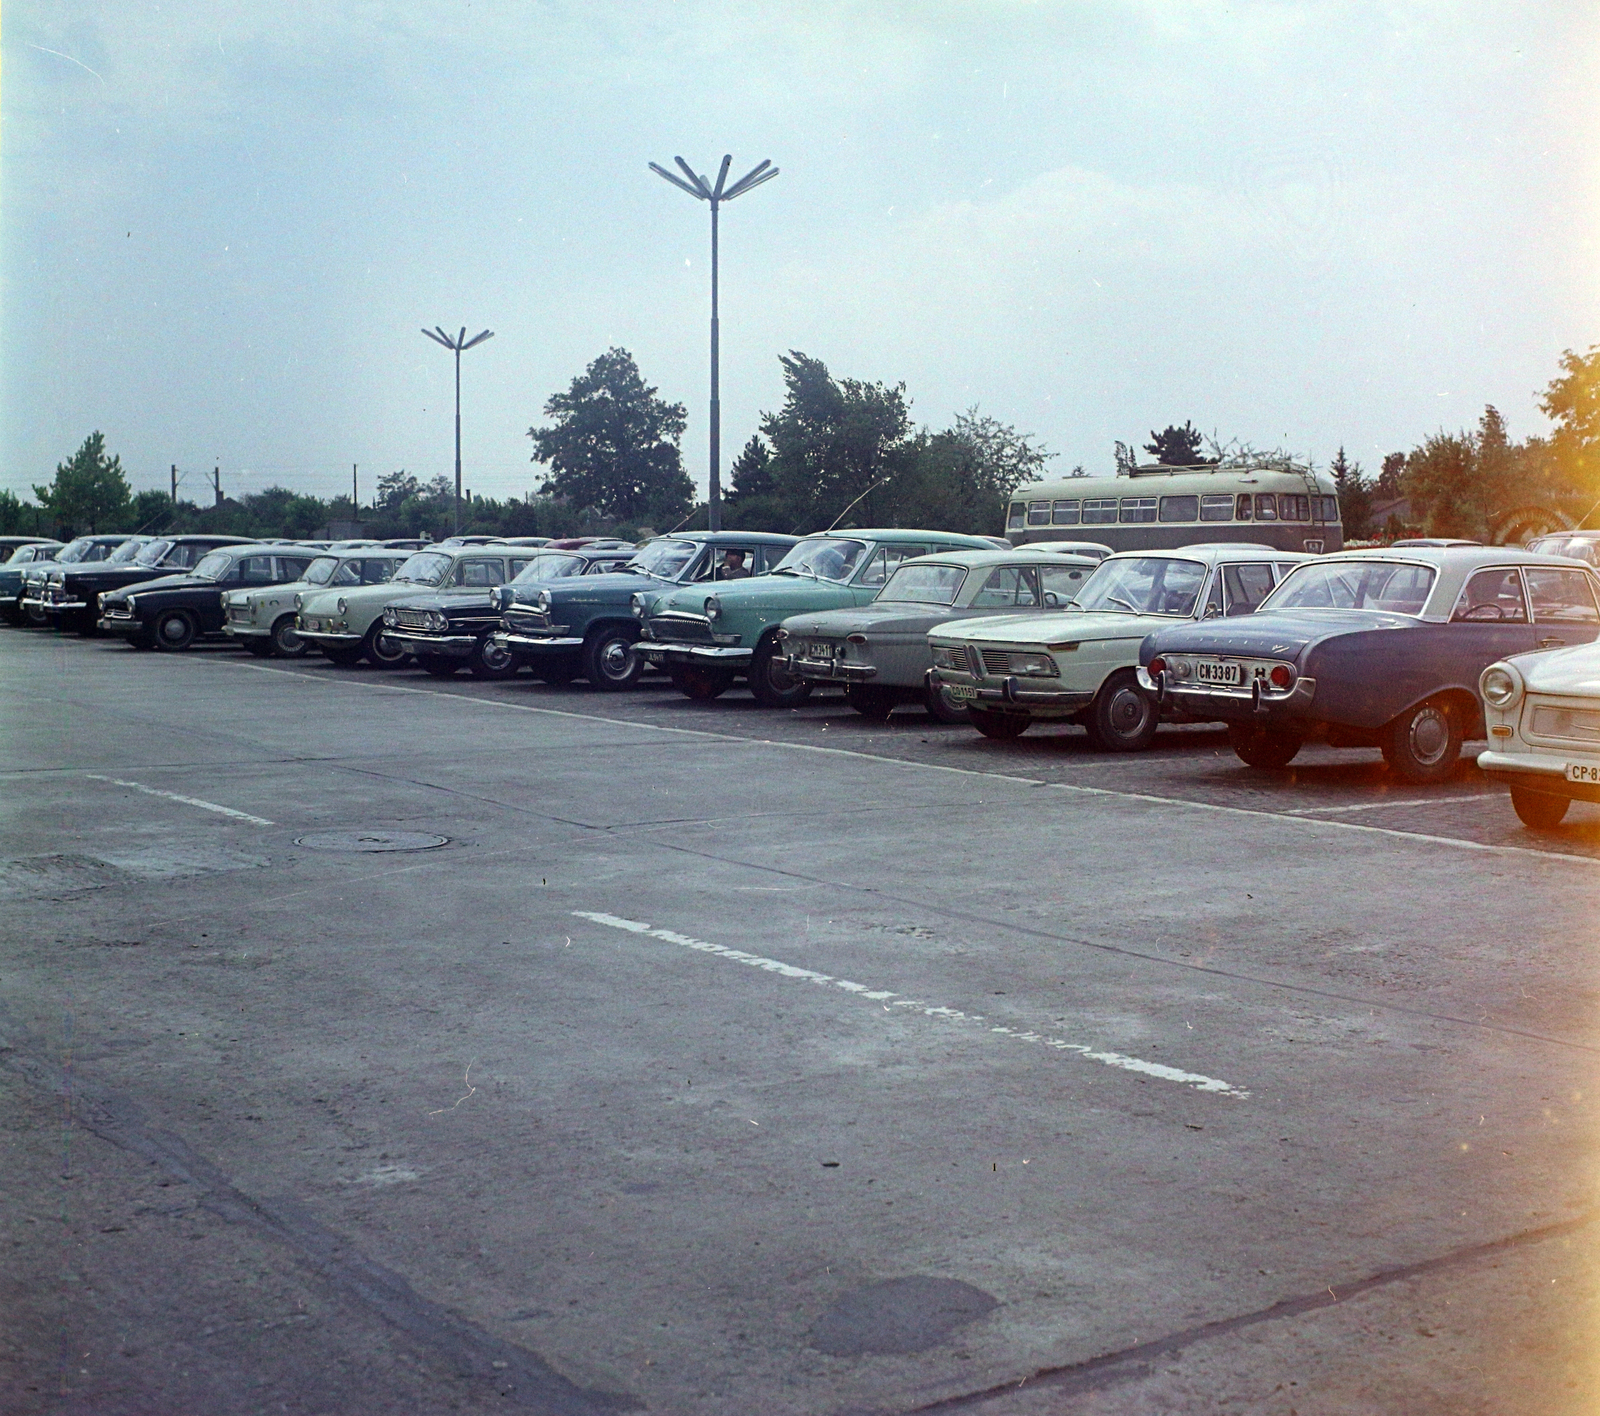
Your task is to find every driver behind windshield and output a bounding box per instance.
[713,549,751,580]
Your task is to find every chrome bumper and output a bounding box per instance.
[639,642,752,665]
[493,631,583,653]
[19,596,48,611]
[98,613,138,633]
[930,669,1093,711]
[388,633,477,658]
[41,598,89,611]
[1477,748,1600,803]
[222,623,266,639]
[787,655,877,682]
[297,629,362,645]
[1135,668,1318,720]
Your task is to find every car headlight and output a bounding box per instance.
[125,595,138,611]
[931,644,962,670]
[1012,652,1059,677]
[294,593,304,611]
[535,589,552,612]
[630,592,646,616]
[336,598,347,615]
[704,594,721,621]
[382,607,398,626]
[1480,663,1522,710]
[427,610,448,632]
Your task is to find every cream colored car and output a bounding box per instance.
[1478,640,1600,828]
[223,549,408,657]
[928,545,1314,749]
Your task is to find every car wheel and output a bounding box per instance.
[583,626,643,691]
[153,609,197,651]
[1510,785,1570,830]
[1227,722,1303,769]
[970,708,1031,740]
[362,622,409,670]
[750,638,813,708]
[417,654,461,678]
[1084,670,1159,752]
[245,638,275,657]
[670,665,732,700]
[23,600,48,626]
[270,614,308,658]
[924,682,971,724]
[845,685,897,721]
[1380,696,1462,783]
[469,635,519,680]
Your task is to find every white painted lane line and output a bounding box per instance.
[221,661,1599,866]
[1285,793,1503,815]
[572,910,1248,1098]
[84,774,274,826]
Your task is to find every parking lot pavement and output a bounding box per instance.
[4,631,1599,1414]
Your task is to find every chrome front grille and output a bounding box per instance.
[980,649,1017,677]
[503,608,551,632]
[227,605,253,624]
[392,608,435,630]
[650,614,714,644]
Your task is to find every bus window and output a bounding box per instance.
[1254,494,1278,521]
[1027,501,1051,526]
[1159,495,1198,523]
[1082,498,1118,524]
[1280,494,1310,522]
[1313,496,1340,524]
[1007,503,1025,531]
[1120,497,1157,523]
[1235,494,1252,521]
[1051,500,1080,525]
[1200,494,1234,522]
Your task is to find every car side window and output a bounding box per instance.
[1222,563,1276,615]
[510,558,535,578]
[1202,569,1224,618]
[1451,568,1529,623]
[855,548,896,587]
[1038,564,1087,606]
[456,559,505,587]
[361,559,397,584]
[277,557,314,581]
[971,566,1041,607]
[1524,567,1600,624]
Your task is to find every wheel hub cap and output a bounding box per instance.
[1410,708,1449,763]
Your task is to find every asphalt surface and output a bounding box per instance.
[4,630,1599,1415]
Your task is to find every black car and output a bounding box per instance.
[37,534,256,635]
[15,535,138,625]
[0,542,64,624]
[382,544,637,679]
[98,545,317,651]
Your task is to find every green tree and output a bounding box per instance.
[1328,446,1372,539]
[130,489,176,532]
[34,432,132,535]
[0,489,29,534]
[1539,344,1600,502]
[529,348,693,525]
[951,407,1053,500]
[1142,421,1214,467]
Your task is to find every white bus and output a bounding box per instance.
[1005,463,1343,555]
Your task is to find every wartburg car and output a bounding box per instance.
[637,528,995,704]
[17,536,136,624]
[777,548,1098,722]
[1136,546,1600,782]
[1478,640,1600,828]
[225,548,409,657]
[98,545,312,650]
[929,545,1314,748]
[38,535,253,635]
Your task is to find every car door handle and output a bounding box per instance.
[1539,636,1565,648]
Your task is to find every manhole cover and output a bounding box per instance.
[294,830,450,853]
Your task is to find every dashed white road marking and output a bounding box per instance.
[84,774,274,826]
[572,910,1248,1098]
[1285,793,1503,815]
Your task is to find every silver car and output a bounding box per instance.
[223,548,411,657]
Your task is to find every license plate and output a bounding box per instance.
[945,684,978,701]
[807,640,835,659]
[1195,659,1244,686]
[1566,762,1600,783]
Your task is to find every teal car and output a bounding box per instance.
[637,528,996,705]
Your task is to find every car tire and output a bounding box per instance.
[245,638,275,657]
[970,708,1031,740]
[583,626,643,691]
[845,685,897,721]
[670,665,732,700]
[1227,722,1303,769]
[1510,785,1570,830]
[270,614,308,658]
[417,654,461,678]
[1083,670,1159,752]
[153,609,197,651]
[750,637,812,708]
[469,635,519,680]
[362,622,409,670]
[1380,696,1462,783]
[23,600,48,626]
[924,682,971,724]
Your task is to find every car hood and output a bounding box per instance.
[652,572,848,615]
[111,572,221,596]
[1513,640,1600,695]
[931,609,1174,646]
[507,568,668,605]
[384,588,498,614]
[1140,607,1416,660]
[785,603,1002,638]
[300,581,435,613]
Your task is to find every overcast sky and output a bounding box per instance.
[6,1,1599,509]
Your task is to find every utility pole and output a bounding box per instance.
[170,465,177,505]
[352,463,358,512]
[212,466,223,507]
[421,326,495,535]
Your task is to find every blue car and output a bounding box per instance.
[1137,546,1600,782]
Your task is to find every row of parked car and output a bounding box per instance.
[7,525,1600,831]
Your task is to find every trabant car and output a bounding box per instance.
[638,528,996,705]
[382,544,635,679]
[98,545,312,650]
[777,548,1098,722]
[297,545,552,668]
[224,548,409,657]
[17,535,136,624]
[492,532,798,689]
[0,542,64,623]
[929,544,1314,748]
[1136,546,1600,782]
[1478,641,1600,827]
[37,534,254,635]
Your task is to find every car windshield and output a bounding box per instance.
[879,563,967,605]
[392,552,453,586]
[107,539,147,564]
[1073,557,1208,616]
[54,538,99,564]
[192,552,234,580]
[626,539,699,579]
[772,538,869,583]
[302,557,340,585]
[511,553,586,583]
[133,540,173,566]
[1265,559,1436,615]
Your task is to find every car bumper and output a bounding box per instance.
[929,669,1094,713]
[98,613,142,634]
[493,631,584,653]
[41,599,90,612]
[297,630,363,645]
[19,596,49,612]
[787,655,878,682]
[1135,668,1318,722]
[639,642,752,667]
[387,633,478,658]
[222,623,267,639]
[1476,748,1600,802]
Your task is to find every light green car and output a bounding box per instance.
[928,544,1315,749]
[223,548,410,658]
[636,527,996,705]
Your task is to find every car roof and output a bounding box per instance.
[798,528,994,545]
[1317,544,1591,569]
[651,531,800,546]
[898,548,1101,569]
[1102,544,1318,566]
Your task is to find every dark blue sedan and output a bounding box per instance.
[1136,547,1600,782]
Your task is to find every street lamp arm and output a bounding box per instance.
[723,164,778,201]
[673,156,714,198]
[461,329,495,351]
[711,154,733,200]
[650,163,708,200]
[421,327,455,349]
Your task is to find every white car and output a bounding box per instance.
[223,548,410,658]
[1478,641,1600,828]
[927,544,1314,749]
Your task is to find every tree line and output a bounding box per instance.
[10,342,1600,545]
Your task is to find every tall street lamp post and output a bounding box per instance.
[421,325,495,535]
[649,154,777,532]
